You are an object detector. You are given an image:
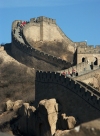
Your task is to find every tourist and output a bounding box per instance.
[62,71,66,76]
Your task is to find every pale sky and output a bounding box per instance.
[0,0,100,46]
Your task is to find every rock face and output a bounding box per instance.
[60,113,76,130]
[13,100,23,112]
[6,100,14,111]
[2,99,76,136]
[37,99,58,136]
[14,103,36,136]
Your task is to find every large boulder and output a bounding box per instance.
[13,103,36,136]
[37,98,58,136]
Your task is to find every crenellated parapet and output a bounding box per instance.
[11,17,100,123]
[11,20,71,69]
[77,45,100,65]
[57,61,90,75]
[74,67,100,81]
[77,46,100,54]
[30,16,56,24]
[35,71,100,111]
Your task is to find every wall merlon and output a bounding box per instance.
[30,16,56,24]
[79,87,86,97]
[77,45,100,54]
[62,60,67,65]
[51,72,56,79]
[35,71,100,111]
[92,95,98,103]
[57,58,63,64]
[55,72,60,79]
[12,18,100,113]
[69,79,76,88]
[48,55,53,60]
[88,45,94,48]
[65,77,70,84]
[40,52,44,56]
[86,91,91,98]
[53,57,57,61]
[46,72,52,80]
[95,45,100,48]
[97,99,100,106]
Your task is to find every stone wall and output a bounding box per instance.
[30,16,56,24]
[24,24,40,41]
[57,62,90,74]
[74,68,100,81]
[24,17,64,42]
[42,21,63,41]
[77,46,100,54]
[77,46,100,64]
[35,71,100,124]
[11,21,71,69]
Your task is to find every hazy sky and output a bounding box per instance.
[0,0,100,45]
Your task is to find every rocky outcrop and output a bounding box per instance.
[6,100,14,111]
[60,113,76,130]
[1,99,76,136]
[37,99,59,136]
[13,100,23,112]
[14,103,36,136]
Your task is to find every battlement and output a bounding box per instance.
[10,17,100,122]
[30,16,56,24]
[35,71,100,111]
[11,20,71,69]
[77,46,100,54]
[57,61,90,75]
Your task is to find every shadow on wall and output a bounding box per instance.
[35,71,100,126]
[4,43,13,57]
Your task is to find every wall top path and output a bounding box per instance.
[74,67,100,81]
[36,70,100,111]
[30,16,56,24]
[11,17,100,109]
[12,20,72,69]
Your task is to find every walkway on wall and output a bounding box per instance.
[58,63,100,79]
[14,27,25,44]
[12,20,72,69]
[36,71,100,111]
[12,19,100,97]
[74,66,100,81]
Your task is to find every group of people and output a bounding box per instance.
[16,21,27,38]
[61,69,78,77]
[17,21,27,28]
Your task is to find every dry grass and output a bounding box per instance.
[0,59,35,113]
[30,40,74,62]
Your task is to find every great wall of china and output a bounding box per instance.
[11,16,100,124]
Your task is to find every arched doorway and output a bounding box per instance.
[82,57,85,62]
[94,57,98,65]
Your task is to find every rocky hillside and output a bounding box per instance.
[0,43,64,112]
[29,40,74,63]
[0,46,35,112]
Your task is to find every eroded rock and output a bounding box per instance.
[13,100,23,112]
[6,100,14,111]
[2,99,76,136]
[60,113,76,130]
[37,98,58,136]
